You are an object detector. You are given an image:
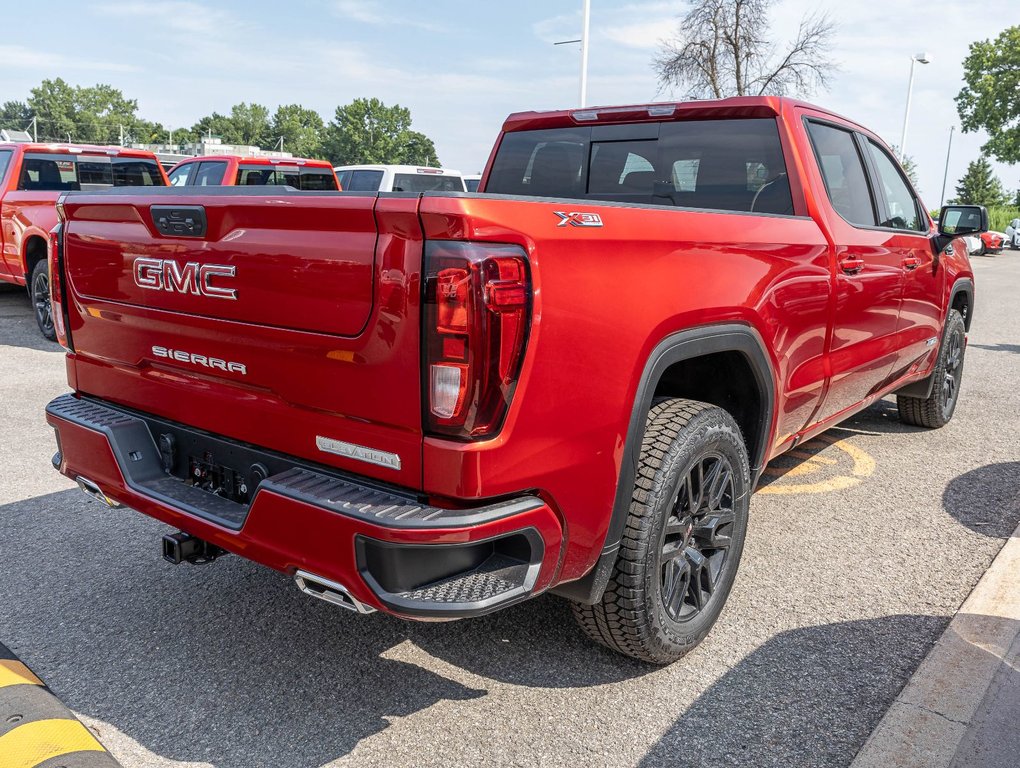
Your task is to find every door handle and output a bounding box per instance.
[902,256,922,270]
[839,256,865,275]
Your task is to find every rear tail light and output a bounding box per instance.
[423,241,531,439]
[50,198,73,351]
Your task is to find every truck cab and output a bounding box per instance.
[333,164,466,193]
[168,155,339,190]
[0,141,167,339]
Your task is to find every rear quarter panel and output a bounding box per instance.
[419,194,831,581]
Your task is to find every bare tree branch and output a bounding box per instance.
[654,0,838,100]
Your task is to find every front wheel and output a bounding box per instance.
[897,309,966,428]
[571,399,750,664]
[31,259,56,342]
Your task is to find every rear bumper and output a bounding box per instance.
[46,394,563,619]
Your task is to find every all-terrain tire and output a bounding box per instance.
[30,259,56,342]
[571,398,750,664]
[897,309,966,428]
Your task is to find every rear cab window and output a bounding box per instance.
[236,165,338,190]
[485,118,794,215]
[391,172,465,193]
[18,153,164,191]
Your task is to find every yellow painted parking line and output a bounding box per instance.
[0,660,44,689]
[759,434,876,495]
[0,718,105,768]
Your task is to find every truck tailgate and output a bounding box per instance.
[59,191,425,490]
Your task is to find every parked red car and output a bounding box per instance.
[46,97,980,663]
[0,142,167,338]
[978,230,1004,255]
[167,155,339,190]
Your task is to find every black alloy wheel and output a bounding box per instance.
[571,398,750,664]
[659,453,735,623]
[940,322,964,421]
[897,308,967,429]
[31,260,56,341]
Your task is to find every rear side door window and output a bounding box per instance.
[864,140,924,231]
[348,170,383,191]
[194,161,227,186]
[805,122,877,227]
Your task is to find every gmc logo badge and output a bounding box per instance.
[133,257,237,300]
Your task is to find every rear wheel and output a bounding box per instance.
[897,309,966,428]
[571,398,750,664]
[30,260,56,342]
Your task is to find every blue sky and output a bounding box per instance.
[1,0,1016,207]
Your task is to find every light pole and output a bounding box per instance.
[940,126,955,209]
[899,52,930,161]
[553,0,592,107]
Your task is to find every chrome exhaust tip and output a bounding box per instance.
[75,476,121,508]
[294,570,375,614]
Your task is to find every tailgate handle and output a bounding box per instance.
[151,205,207,238]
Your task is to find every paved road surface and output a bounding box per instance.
[0,253,1017,767]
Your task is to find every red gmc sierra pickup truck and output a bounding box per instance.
[0,142,167,339]
[45,97,982,664]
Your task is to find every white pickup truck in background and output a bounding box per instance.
[333,163,466,192]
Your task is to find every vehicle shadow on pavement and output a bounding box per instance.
[838,399,928,436]
[0,489,649,768]
[942,461,1020,538]
[638,614,949,767]
[968,342,1020,356]
[0,290,63,354]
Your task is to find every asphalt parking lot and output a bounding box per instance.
[1,253,1018,768]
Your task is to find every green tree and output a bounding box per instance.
[191,112,235,141]
[396,130,440,167]
[323,97,440,166]
[227,102,271,146]
[953,157,1009,206]
[27,78,143,144]
[270,104,325,158]
[955,26,1020,163]
[890,145,919,187]
[0,101,33,133]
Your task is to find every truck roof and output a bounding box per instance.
[501,96,867,134]
[0,142,160,159]
[333,164,464,176]
[173,154,334,168]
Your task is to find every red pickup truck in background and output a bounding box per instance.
[0,142,167,339]
[45,97,982,664]
[167,154,340,190]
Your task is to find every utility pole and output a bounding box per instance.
[276,136,284,152]
[119,124,124,146]
[940,126,955,209]
[28,116,37,142]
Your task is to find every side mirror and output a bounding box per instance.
[938,204,988,237]
[934,205,988,255]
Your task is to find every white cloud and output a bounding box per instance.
[332,0,445,32]
[0,45,137,73]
